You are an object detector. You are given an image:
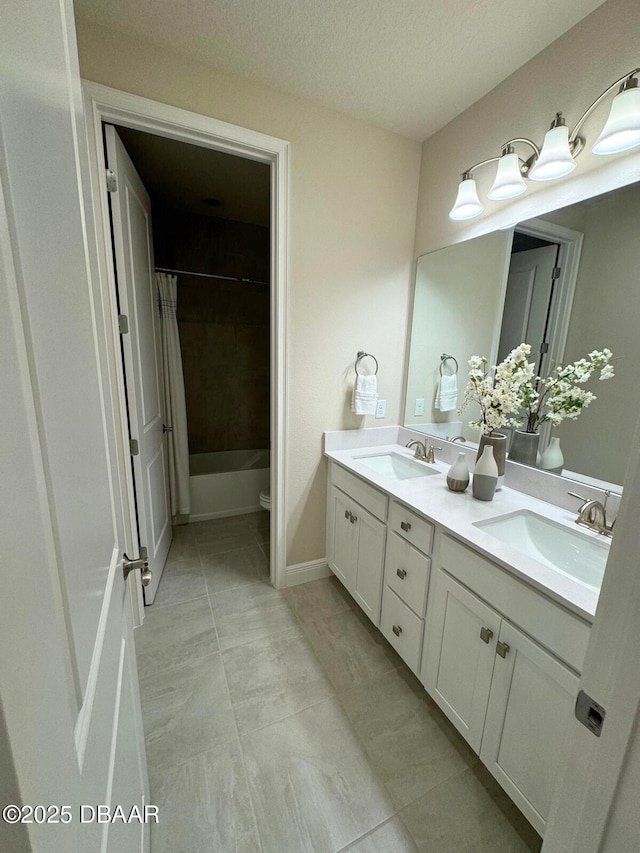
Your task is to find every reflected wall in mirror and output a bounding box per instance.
[405,181,640,492]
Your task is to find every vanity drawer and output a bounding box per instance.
[389,501,434,555]
[380,587,424,673]
[330,462,388,521]
[385,532,431,617]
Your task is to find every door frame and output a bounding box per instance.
[82,81,290,597]
[504,218,583,451]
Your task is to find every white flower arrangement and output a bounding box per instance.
[460,344,615,436]
[458,343,535,435]
[517,348,614,433]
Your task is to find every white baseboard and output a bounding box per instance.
[285,558,330,587]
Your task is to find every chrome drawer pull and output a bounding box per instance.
[400,521,411,532]
[396,568,407,580]
[345,509,350,520]
[392,624,403,637]
[480,626,493,644]
[496,641,510,658]
[350,513,357,524]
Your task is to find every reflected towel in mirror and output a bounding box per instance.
[435,374,458,411]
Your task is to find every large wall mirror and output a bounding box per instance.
[404,180,640,493]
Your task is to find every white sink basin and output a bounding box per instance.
[474,510,609,591]
[353,452,439,481]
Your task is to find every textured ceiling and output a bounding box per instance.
[116,126,270,226]
[75,0,605,140]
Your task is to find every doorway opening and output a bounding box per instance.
[83,83,289,605]
[106,123,272,604]
[496,218,583,450]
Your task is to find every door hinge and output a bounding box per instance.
[118,314,129,334]
[575,689,606,737]
[106,169,118,193]
[540,341,549,354]
[129,438,139,456]
[552,267,561,279]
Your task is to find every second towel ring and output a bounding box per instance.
[355,350,379,375]
[440,353,459,376]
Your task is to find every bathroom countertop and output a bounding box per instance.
[325,442,606,622]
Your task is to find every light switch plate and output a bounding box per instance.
[375,399,386,419]
[414,397,425,416]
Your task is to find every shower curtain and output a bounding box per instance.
[156,273,190,518]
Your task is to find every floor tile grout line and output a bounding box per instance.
[208,591,265,853]
[144,591,210,612]
[335,813,408,853]
[236,693,339,743]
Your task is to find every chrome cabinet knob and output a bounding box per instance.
[392,624,402,637]
[396,568,407,580]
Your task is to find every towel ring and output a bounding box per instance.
[440,353,458,376]
[355,350,379,375]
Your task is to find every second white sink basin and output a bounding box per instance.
[353,452,439,481]
[474,510,609,591]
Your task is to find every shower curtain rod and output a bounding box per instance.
[155,266,268,286]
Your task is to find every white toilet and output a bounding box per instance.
[259,489,271,511]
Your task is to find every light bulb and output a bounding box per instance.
[449,177,484,220]
[488,152,527,200]
[592,82,640,155]
[528,120,576,182]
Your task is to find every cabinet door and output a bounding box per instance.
[328,486,357,589]
[480,621,579,837]
[422,569,501,752]
[352,506,386,625]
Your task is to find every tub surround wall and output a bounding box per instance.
[154,208,270,455]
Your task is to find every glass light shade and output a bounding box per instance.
[528,125,576,181]
[592,86,640,155]
[449,178,484,220]
[487,153,527,200]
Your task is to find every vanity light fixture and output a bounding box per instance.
[449,67,640,220]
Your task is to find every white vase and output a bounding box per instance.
[446,452,469,492]
[472,445,498,501]
[541,437,564,475]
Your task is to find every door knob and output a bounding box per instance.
[123,549,152,587]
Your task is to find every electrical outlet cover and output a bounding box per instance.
[375,399,386,419]
[415,398,425,416]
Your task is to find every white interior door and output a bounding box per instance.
[498,244,557,373]
[106,125,172,604]
[1,2,149,851]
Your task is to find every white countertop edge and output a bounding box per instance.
[325,442,604,622]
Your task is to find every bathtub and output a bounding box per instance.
[189,449,270,521]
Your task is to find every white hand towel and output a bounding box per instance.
[352,374,378,416]
[435,374,458,412]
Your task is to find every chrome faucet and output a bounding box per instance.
[450,435,467,444]
[406,439,428,460]
[569,491,615,538]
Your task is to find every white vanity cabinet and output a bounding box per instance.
[379,502,434,673]
[327,463,388,625]
[422,535,587,836]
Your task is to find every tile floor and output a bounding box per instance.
[135,512,543,853]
